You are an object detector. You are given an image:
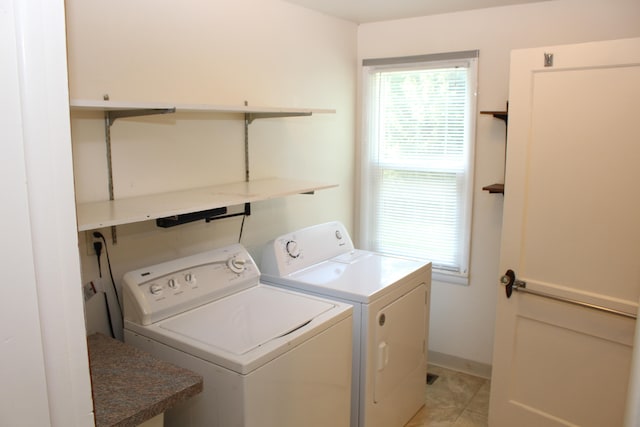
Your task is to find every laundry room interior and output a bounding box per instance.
[4,0,640,426]
[69,0,638,374]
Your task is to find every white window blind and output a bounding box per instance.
[360,51,478,283]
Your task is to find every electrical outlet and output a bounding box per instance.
[85,231,97,256]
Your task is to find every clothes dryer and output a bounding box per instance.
[123,243,353,427]
[261,221,432,427]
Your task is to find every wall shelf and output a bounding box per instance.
[70,99,337,234]
[480,103,508,195]
[76,177,336,231]
[480,110,508,124]
[481,183,505,194]
[69,99,335,118]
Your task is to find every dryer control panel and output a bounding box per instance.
[123,243,259,325]
[261,221,355,277]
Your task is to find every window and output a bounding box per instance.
[359,51,478,284]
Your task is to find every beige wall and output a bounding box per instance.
[66,0,357,337]
[358,0,640,371]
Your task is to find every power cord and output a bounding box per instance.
[93,241,103,278]
[93,231,123,323]
[238,202,250,243]
[92,242,115,338]
[238,214,246,243]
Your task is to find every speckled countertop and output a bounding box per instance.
[87,333,203,427]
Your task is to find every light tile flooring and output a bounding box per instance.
[406,365,490,427]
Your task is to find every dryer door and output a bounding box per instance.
[374,283,427,403]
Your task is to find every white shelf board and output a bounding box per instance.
[76,178,337,231]
[69,99,335,115]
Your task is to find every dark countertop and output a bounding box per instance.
[87,333,203,427]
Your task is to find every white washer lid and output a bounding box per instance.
[159,285,335,355]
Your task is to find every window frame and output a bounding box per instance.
[359,50,479,285]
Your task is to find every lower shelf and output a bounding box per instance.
[482,183,505,194]
[76,177,337,231]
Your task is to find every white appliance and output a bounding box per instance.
[123,243,353,427]
[261,221,432,427]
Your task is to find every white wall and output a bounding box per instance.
[358,0,640,372]
[65,0,357,337]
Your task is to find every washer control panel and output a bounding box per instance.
[123,243,257,325]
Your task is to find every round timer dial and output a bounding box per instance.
[285,240,301,259]
[149,283,163,295]
[227,257,247,274]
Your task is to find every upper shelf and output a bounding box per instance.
[69,99,336,117]
[76,177,337,231]
[70,99,337,231]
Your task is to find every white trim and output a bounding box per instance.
[363,49,479,67]
[432,270,469,286]
[14,0,94,424]
[428,350,492,379]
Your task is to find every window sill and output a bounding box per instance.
[432,270,469,286]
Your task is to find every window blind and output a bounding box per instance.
[360,52,477,280]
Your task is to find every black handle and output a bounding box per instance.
[501,269,516,298]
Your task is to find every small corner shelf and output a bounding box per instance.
[480,110,508,124]
[481,183,505,194]
[480,103,509,195]
[70,99,337,236]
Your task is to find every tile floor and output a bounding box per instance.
[406,365,490,427]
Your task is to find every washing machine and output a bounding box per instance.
[261,221,432,427]
[123,243,353,427]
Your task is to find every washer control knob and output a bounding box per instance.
[149,283,163,295]
[227,257,246,274]
[167,278,179,290]
[184,273,196,284]
[286,240,301,259]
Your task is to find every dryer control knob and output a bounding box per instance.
[286,240,301,258]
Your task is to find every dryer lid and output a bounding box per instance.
[158,285,335,355]
[265,250,427,303]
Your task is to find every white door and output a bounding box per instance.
[374,284,426,404]
[489,38,640,427]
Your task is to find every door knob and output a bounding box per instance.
[500,269,526,298]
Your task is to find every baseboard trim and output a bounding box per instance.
[428,351,492,379]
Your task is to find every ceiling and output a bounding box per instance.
[282,0,553,23]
